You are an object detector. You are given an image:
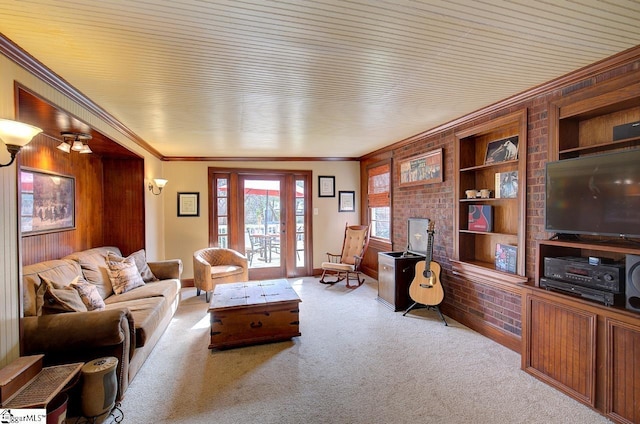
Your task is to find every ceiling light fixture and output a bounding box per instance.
[59,132,92,154]
[0,119,42,168]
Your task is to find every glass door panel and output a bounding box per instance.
[242,177,285,279]
[216,178,228,248]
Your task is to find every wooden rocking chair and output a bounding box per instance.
[319,223,370,288]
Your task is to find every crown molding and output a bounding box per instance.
[162,156,358,162]
[360,44,640,161]
[0,33,163,159]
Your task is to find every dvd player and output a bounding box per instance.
[540,277,624,307]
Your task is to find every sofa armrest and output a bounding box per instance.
[21,308,135,402]
[148,259,183,280]
[21,308,134,354]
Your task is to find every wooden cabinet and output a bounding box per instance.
[523,282,640,424]
[523,288,597,406]
[452,109,528,286]
[377,252,423,311]
[526,240,640,424]
[525,75,640,423]
[549,73,640,161]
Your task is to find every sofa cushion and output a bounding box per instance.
[107,257,146,295]
[107,249,158,283]
[65,247,122,299]
[105,297,167,348]
[71,280,106,311]
[104,280,180,305]
[22,259,84,317]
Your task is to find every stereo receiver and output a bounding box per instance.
[544,256,624,293]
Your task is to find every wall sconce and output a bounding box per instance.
[0,119,43,168]
[58,132,92,154]
[148,178,168,195]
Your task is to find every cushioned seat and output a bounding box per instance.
[193,247,249,302]
[106,297,166,348]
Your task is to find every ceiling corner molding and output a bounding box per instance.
[360,44,640,161]
[0,33,162,159]
[162,156,358,162]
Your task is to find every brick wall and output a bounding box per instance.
[365,52,640,351]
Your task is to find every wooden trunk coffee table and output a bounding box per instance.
[208,279,301,350]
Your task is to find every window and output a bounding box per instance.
[214,174,229,248]
[367,162,391,240]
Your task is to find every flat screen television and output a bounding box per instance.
[545,149,640,238]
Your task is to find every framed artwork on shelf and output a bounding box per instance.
[495,243,517,274]
[19,167,75,235]
[318,175,335,197]
[468,205,493,232]
[177,192,200,217]
[495,171,518,198]
[338,191,355,212]
[484,135,519,164]
[399,148,443,187]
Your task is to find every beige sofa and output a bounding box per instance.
[21,246,182,400]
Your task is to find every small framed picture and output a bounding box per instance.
[177,192,200,217]
[338,191,355,212]
[484,136,519,165]
[318,175,335,197]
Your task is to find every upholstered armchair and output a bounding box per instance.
[193,247,249,302]
[319,224,370,288]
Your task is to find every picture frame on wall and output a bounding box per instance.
[318,175,335,197]
[484,135,519,164]
[338,190,355,212]
[19,167,75,235]
[398,148,443,187]
[177,192,200,217]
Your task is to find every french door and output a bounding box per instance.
[209,168,312,280]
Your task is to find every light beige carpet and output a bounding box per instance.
[119,277,611,424]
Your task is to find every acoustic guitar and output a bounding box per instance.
[408,221,444,306]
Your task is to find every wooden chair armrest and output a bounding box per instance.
[325,252,342,262]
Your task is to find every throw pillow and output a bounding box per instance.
[71,280,106,311]
[40,277,88,314]
[36,274,81,315]
[107,249,158,282]
[106,257,145,295]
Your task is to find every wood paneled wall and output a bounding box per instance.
[19,134,105,264]
[103,158,145,256]
[16,88,146,265]
[18,132,145,265]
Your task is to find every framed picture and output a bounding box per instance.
[338,190,355,212]
[177,192,200,217]
[20,168,75,235]
[398,148,443,187]
[318,175,335,197]
[484,135,519,165]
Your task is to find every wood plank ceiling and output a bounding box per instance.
[1,0,639,159]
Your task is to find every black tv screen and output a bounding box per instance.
[545,149,640,238]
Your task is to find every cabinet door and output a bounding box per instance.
[377,254,396,308]
[605,318,640,424]
[524,293,596,406]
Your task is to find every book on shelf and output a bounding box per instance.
[495,243,517,274]
[468,205,492,232]
[495,171,518,198]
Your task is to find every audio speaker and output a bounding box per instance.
[626,254,640,312]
